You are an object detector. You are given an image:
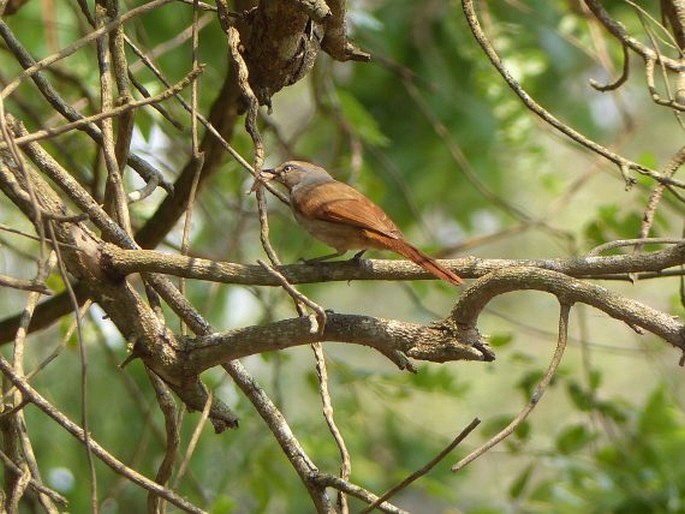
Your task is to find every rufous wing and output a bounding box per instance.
[293,181,403,239]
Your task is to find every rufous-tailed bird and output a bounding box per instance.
[262,161,463,286]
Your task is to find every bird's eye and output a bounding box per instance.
[282,165,293,173]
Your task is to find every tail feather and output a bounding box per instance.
[386,238,463,286]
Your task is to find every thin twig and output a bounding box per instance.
[178,0,205,337]
[222,360,335,513]
[147,369,180,514]
[172,390,212,489]
[452,303,570,471]
[0,0,177,99]
[3,67,204,149]
[96,0,131,237]
[0,19,173,193]
[0,274,50,295]
[312,344,350,513]
[0,449,66,506]
[47,221,99,513]
[584,0,684,70]
[587,237,685,256]
[589,42,630,91]
[362,418,481,513]
[638,145,685,244]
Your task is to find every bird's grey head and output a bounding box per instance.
[263,161,332,191]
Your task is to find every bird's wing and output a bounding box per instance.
[293,181,402,239]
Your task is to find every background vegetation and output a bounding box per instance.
[0,0,683,512]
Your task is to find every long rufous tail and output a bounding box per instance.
[386,238,463,286]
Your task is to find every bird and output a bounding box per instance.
[262,160,463,286]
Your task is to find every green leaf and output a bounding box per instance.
[555,424,595,455]
[489,332,514,348]
[509,463,535,499]
[567,382,594,412]
[639,386,681,435]
[518,369,546,398]
[336,89,390,147]
[409,365,469,396]
[210,495,237,514]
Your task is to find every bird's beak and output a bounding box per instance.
[259,168,277,182]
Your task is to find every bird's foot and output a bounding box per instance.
[349,250,367,264]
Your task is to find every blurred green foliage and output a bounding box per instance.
[1,0,684,512]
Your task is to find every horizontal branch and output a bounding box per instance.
[450,267,685,352]
[183,313,494,374]
[0,273,50,294]
[102,242,685,285]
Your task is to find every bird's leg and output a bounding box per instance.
[302,249,347,264]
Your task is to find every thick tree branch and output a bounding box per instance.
[449,267,685,353]
[102,241,685,284]
[184,313,492,374]
[0,131,238,432]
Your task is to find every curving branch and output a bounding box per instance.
[453,304,570,471]
[584,0,684,70]
[184,313,493,374]
[449,267,685,353]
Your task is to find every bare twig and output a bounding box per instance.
[0,0,176,99]
[223,360,335,513]
[96,0,131,238]
[588,237,684,256]
[452,303,570,471]
[312,473,407,514]
[0,18,173,194]
[639,145,685,242]
[0,449,66,506]
[0,274,50,294]
[47,221,99,513]
[362,418,481,512]
[172,390,212,489]
[3,67,203,149]
[312,344,350,513]
[589,42,630,91]
[584,0,684,70]
[147,370,180,514]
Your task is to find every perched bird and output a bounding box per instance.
[262,161,463,286]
